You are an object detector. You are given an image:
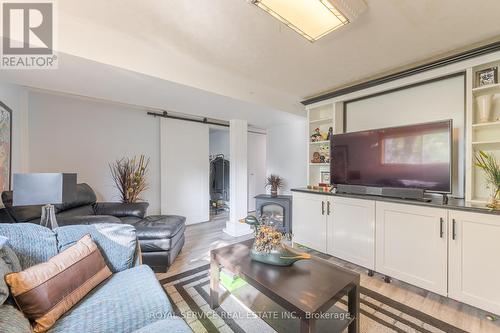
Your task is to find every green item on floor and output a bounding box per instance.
[220,270,247,292]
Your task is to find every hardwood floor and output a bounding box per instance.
[157,218,500,333]
[156,214,252,279]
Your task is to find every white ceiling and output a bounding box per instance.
[0,53,303,128]
[2,0,500,124]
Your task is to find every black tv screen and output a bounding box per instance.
[330,120,452,193]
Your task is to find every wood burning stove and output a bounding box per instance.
[254,194,292,234]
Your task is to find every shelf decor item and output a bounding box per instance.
[265,174,284,197]
[475,151,500,210]
[321,171,330,183]
[109,154,150,203]
[310,127,322,142]
[242,216,311,266]
[476,95,494,123]
[476,67,498,87]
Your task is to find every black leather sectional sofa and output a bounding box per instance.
[0,183,185,272]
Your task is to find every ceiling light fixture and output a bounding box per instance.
[250,0,367,42]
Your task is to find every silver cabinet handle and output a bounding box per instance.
[321,201,325,215]
[439,217,444,238]
[452,219,456,240]
[327,201,331,215]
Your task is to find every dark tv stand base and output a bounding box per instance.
[410,197,432,203]
[337,184,426,201]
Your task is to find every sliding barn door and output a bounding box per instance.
[161,118,209,224]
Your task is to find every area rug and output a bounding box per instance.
[159,265,468,333]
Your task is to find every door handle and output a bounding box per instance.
[321,201,325,215]
[327,201,331,215]
[439,217,444,238]
[452,219,456,240]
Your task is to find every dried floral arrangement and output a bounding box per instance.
[254,225,284,253]
[265,174,284,197]
[109,154,150,203]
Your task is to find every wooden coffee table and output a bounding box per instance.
[209,239,360,333]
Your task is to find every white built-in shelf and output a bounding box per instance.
[471,140,500,149]
[309,117,333,124]
[309,163,330,166]
[469,199,488,205]
[472,83,500,96]
[309,140,330,145]
[472,120,500,128]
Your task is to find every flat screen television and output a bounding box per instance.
[330,120,452,193]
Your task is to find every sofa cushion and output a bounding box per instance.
[55,223,137,273]
[57,215,122,226]
[55,205,95,219]
[6,235,112,333]
[94,202,149,219]
[1,190,43,222]
[133,215,185,239]
[131,215,185,252]
[132,318,192,333]
[0,224,58,269]
[47,265,174,333]
[54,183,96,212]
[0,304,32,333]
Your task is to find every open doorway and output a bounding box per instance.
[209,127,230,221]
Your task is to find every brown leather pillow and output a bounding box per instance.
[5,234,112,333]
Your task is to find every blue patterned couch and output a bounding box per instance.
[0,223,192,333]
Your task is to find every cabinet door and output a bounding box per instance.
[375,202,448,296]
[292,192,327,252]
[327,197,375,270]
[449,211,500,315]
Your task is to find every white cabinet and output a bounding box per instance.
[292,192,328,252]
[292,191,500,313]
[328,197,375,270]
[448,210,500,315]
[375,202,448,296]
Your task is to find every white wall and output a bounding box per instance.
[248,132,267,211]
[209,128,229,158]
[0,83,29,177]
[161,118,209,224]
[266,119,308,194]
[27,91,162,213]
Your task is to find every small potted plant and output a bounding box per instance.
[265,174,284,197]
[475,151,500,210]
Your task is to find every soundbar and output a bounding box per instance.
[336,184,426,201]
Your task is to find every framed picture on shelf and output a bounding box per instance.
[0,102,12,191]
[320,171,330,184]
[476,67,498,87]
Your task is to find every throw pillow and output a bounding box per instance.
[0,236,21,304]
[5,234,112,333]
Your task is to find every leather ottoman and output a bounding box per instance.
[131,215,186,273]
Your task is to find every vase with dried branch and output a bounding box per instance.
[109,155,150,203]
[265,174,284,197]
[475,150,500,210]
